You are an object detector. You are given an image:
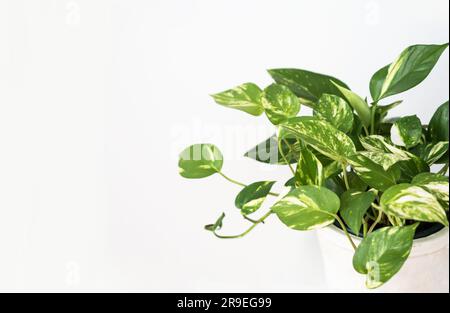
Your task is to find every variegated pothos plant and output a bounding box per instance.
[178,43,449,289]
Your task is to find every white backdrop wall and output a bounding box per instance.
[0,0,448,291]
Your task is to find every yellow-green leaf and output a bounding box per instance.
[235,181,276,215]
[271,186,339,231]
[314,94,354,133]
[211,83,264,116]
[380,184,448,226]
[353,225,417,289]
[179,144,223,179]
[262,84,301,125]
[279,116,356,162]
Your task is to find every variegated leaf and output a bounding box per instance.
[267,68,349,102]
[380,184,448,225]
[390,115,423,148]
[271,186,339,231]
[211,83,264,116]
[359,151,405,171]
[340,189,377,235]
[353,225,417,289]
[262,84,301,125]
[370,44,449,101]
[314,94,354,133]
[418,141,449,166]
[235,181,276,215]
[412,173,449,207]
[179,144,223,179]
[295,143,324,186]
[279,116,356,162]
[347,153,398,191]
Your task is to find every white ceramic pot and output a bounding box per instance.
[317,225,449,293]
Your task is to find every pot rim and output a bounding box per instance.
[319,224,449,257]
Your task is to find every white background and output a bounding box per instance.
[0,0,448,292]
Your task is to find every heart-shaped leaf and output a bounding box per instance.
[179,144,223,179]
[331,83,372,128]
[346,171,369,192]
[279,116,356,162]
[244,135,300,165]
[429,101,449,142]
[314,94,354,133]
[340,189,377,235]
[271,186,340,231]
[370,43,449,101]
[268,68,349,103]
[235,181,276,215]
[380,184,448,225]
[359,151,405,171]
[262,84,301,125]
[359,135,429,181]
[390,115,423,148]
[353,224,418,289]
[412,173,449,207]
[211,83,264,116]
[347,153,399,191]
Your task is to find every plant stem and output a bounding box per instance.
[363,218,368,238]
[218,171,247,188]
[279,139,296,176]
[368,206,383,234]
[334,214,357,250]
[213,210,273,239]
[370,102,378,135]
[243,215,263,224]
[341,163,350,190]
[217,171,279,197]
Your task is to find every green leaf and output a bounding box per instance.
[340,189,377,235]
[418,141,449,166]
[331,83,372,128]
[390,115,423,148]
[325,176,346,197]
[295,143,324,186]
[353,225,417,289]
[380,184,448,225]
[371,43,449,101]
[244,135,300,165]
[279,116,356,162]
[267,68,349,103]
[235,181,276,215]
[271,186,340,231]
[429,101,449,146]
[359,151,405,171]
[262,84,301,125]
[179,144,223,179]
[314,94,354,133]
[347,171,369,192]
[370,65,390,101]
[347,153,398,191]
[324,161,342,179]
[359,135,429,181]
[211,83,264,116]
[205,213,226,232]
[412,173,449,206]
[376,100,403,117]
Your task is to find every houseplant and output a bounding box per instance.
[178,43,449,290]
